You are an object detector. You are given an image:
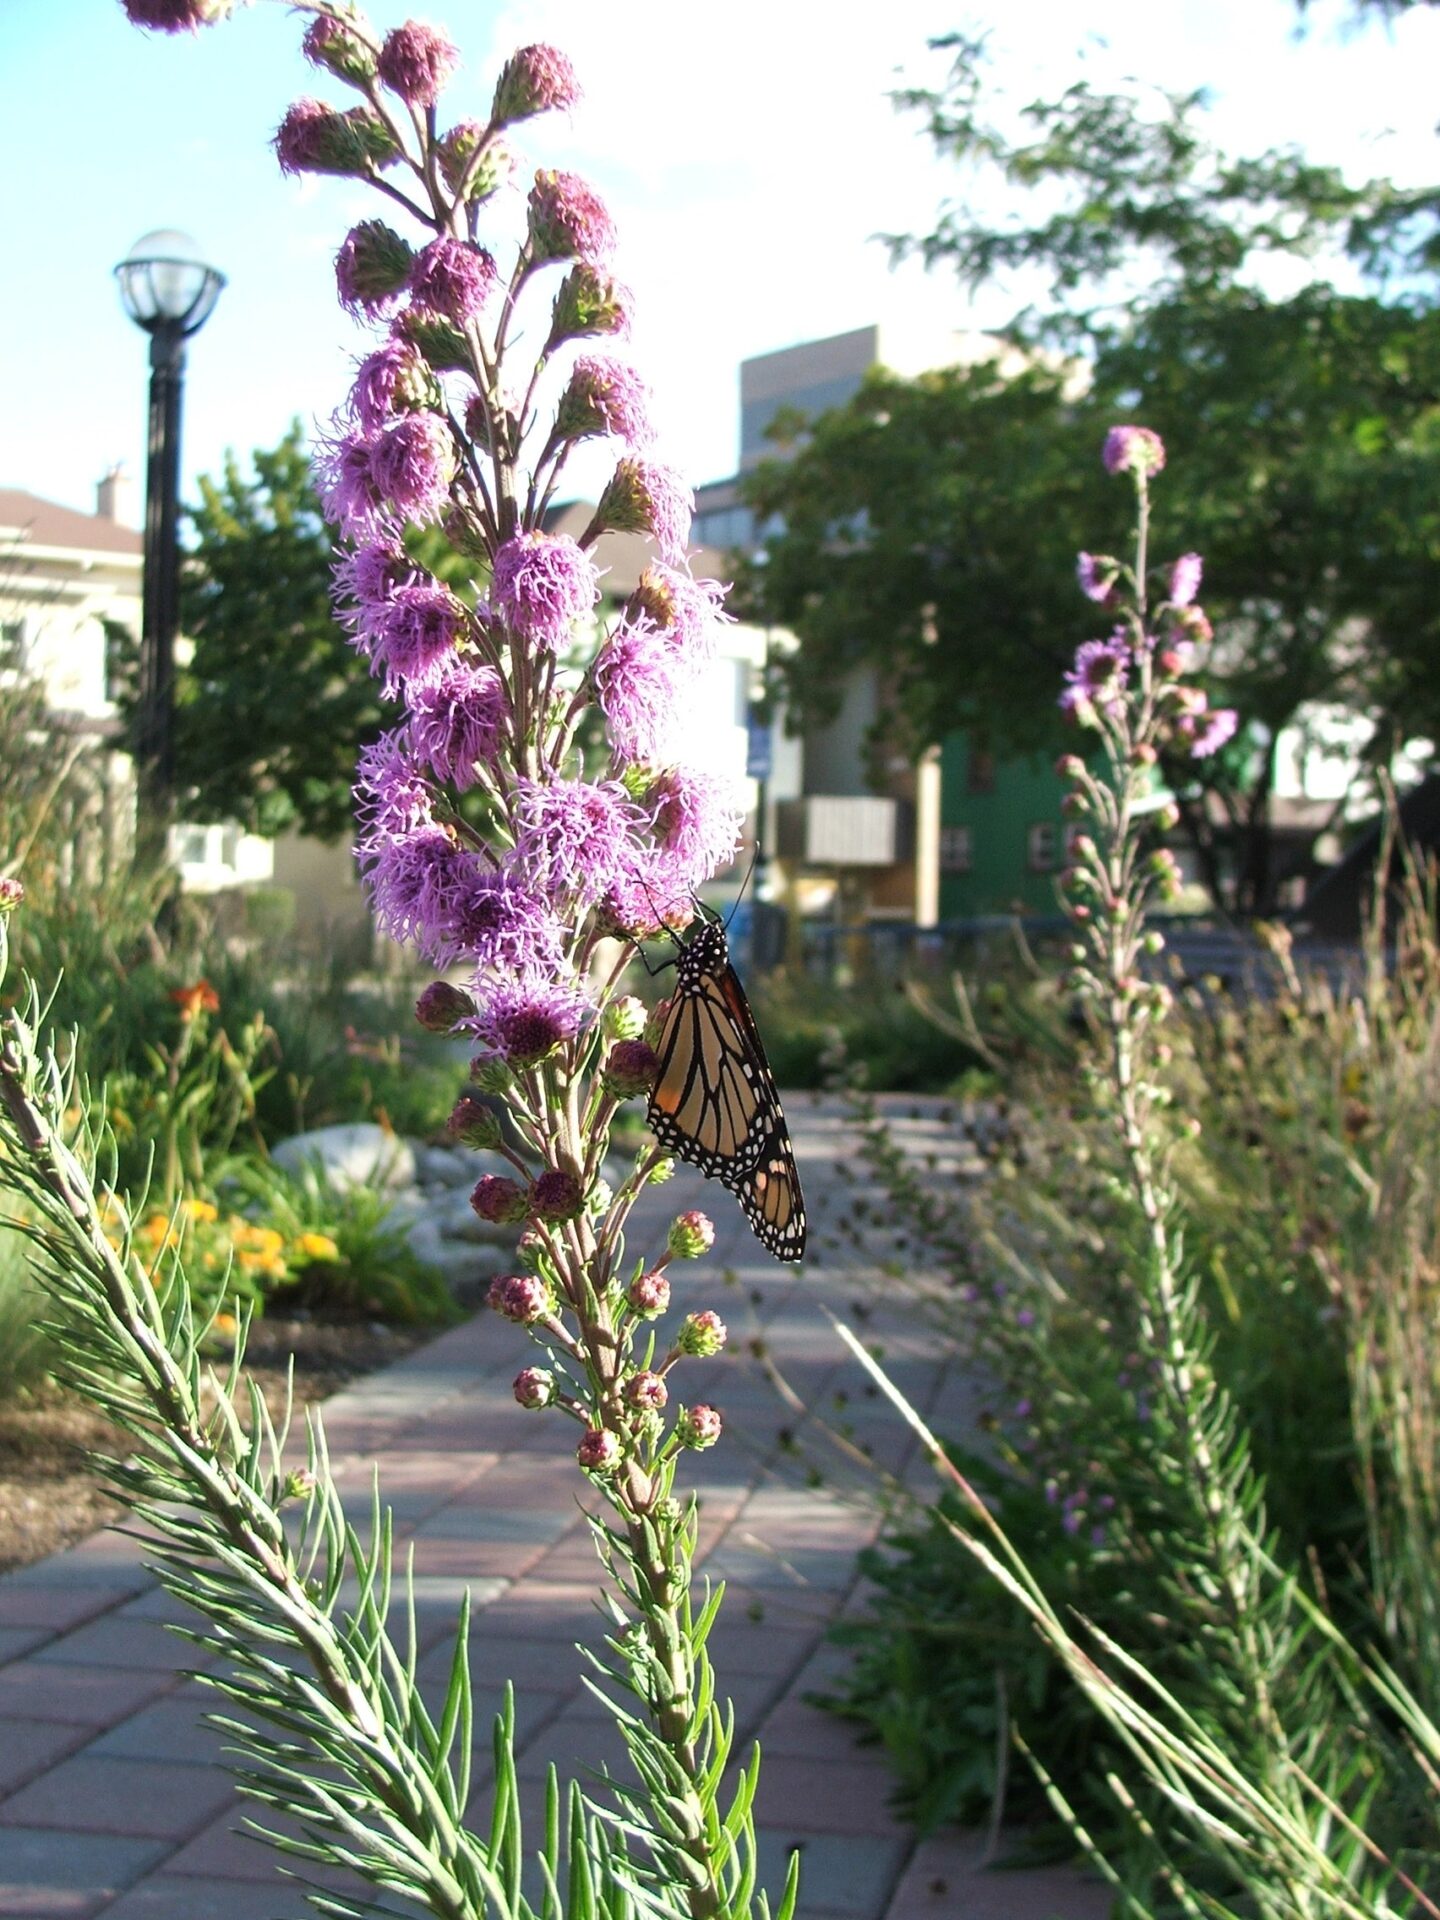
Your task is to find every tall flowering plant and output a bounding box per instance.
[826,432,1440,1911]
[1,2,797,1915]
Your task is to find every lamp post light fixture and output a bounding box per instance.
[114,227,225,825]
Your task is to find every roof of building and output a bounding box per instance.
[0,489,142,558]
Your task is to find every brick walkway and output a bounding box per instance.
[0,1097,1109,1920]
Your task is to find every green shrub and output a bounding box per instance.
[748,970,984,1091]
[825,881,1440,1870]
[223,1161,461,1327]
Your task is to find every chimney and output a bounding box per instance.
[96,463,137,527]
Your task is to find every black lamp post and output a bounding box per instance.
[114,228,224,826]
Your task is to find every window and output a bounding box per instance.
[1027,822,1058,872]
[939,825,973,874]
[966,748,995,794]
[0,621,22,670]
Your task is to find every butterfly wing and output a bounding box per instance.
[647,919,807,1262]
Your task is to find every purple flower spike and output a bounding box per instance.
[491,532,600,651]
[364,582,466,692]
[634,565,730,662]
[1168,552,1203,608]
[406,658,508,787]
[449,868,565,974]
[368,413,457,525]
[1102,425,1166,479]
[378,20,457,106]
[1059,635,1129,726]
[1076,552,1117,605]
[354,731,435,842]
[1185,707,1239,759]
[528,169,618,267]
[316,430,392,540]
[408,236,498,326]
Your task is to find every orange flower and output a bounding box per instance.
[170,979,221,1020]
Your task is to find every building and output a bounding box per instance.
[694,320,1036,936]
[1,474,272,897]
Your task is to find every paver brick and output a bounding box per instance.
[0,1586,132,1635]
[89,1872,315,1919]
[0,1828,171,1904]
[0,1754,237,1840]
[0,1661,174,1727]
[30,1616,196,1674]
[0,1716,91,1796]
[87,1697,233,1767]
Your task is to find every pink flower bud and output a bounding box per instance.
[335,220,414,318]
[677,1310,727,1357]
[487,1272,552,1324]
[415,980,475,1032]
[447,1093,502,1149]
[492,44,582,124]
[470,1175,529,1225]
[1102,425,1166,479]
[677,1405,723,1450]
[628,1270,671,1317]
[667,1211,714,1260]
[377,20,457,106]
[577,1426,622,1472]
[602,1039,660,1100]
[0,877,23,915]
[625,1369,668,1411]
[530,1168,584,1222]
[513,1366,556,1410]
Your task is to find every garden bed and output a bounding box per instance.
[0,1313,432,1576]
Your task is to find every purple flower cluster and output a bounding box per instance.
[408,237,497,325]
[377,20,457,106]
[493,44,581,123]
[406,658,508,785]
[528,169,617,266]
[317,415,456,540]
[490,533,600,652]
[1059,636,1129,726]
[466,970,592,1067]
[555,356,654,449]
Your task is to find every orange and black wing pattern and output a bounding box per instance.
[647,918,806,1262]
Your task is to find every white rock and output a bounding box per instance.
[271,1124,416,1195]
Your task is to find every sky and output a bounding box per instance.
[3,0,1439,524]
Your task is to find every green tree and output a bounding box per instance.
[742,26,1440,914]
[176,425,384,842]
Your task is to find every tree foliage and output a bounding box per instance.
[889,33,1440,341]
[741,17,1440,913]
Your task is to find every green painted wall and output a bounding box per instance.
[938,733,1071,919]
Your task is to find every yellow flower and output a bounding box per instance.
[296,1232,339,1262]
[183,1197,219,1225]
[213,1311,238,1337]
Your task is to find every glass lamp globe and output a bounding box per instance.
[115,229,226,335]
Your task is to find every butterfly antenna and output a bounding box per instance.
[721,845,760,933]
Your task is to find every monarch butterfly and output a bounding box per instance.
[646,911,806,1262]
